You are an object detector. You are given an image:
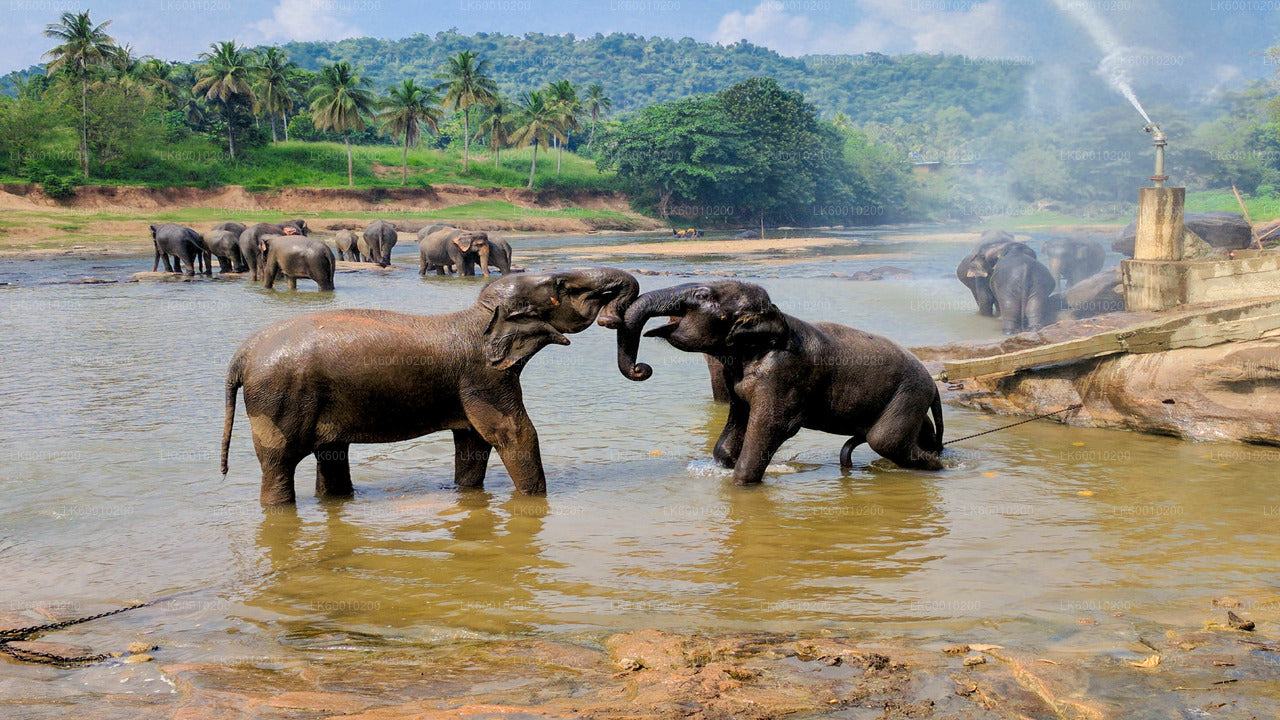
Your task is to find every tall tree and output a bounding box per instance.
[377,79,443,185]
[545,79,581,175]
[252,47,297,143]
[309,61,376,186]
[474,95,514,168]
[510,90,565,189]
[193,41,254,160]
[583,83,611,149]
[42,10,118,179]
[434,50,497,173]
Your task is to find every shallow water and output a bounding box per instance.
[2,228,1279,708]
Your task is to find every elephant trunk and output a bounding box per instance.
[578,268,641,329]
[616,284,694,381]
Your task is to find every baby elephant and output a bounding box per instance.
[617,280,944,484]
[333,229,360,262]
[259,234,336,291]
[221,268,641,504]
[968,243,1057,334]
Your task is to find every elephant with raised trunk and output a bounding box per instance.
[258,234,336,291]
[221,267,641,505]
[616,280,944,484]
[238,220,309,282]
[363,219,398,267]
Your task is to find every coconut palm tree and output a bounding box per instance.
[473,96,514,168]
[583,83,611,149]
[309,61,377,186]
[544,79,581,176]
[377,79,443,185]
[434,50,497,173]
[42,10,118,179]
[137,58,178,102]
[510,90,566,189]
[252,47,298,143]
[194,41,254,160]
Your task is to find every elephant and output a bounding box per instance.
[220,267,641,505]
[1041,237,1105,289]
[363,219,398,267]
[455,236,512,276]
[956,230,1017,316]
[150,223,204,276]
[238,220,309,282]
[333,229,360,262]
[967,243,1058,335]
[418,228,491,277]
[258,234,336,291]
[212,221,247,237]
[419,223,457,238]
[202,229,245,273]
[615,280,945,484]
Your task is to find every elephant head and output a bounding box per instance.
[479,268,641,371]
[965,240,1035,279]
[615,280,786,381]
[282,219,310,235]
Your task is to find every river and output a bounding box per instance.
[2,227,1278,715]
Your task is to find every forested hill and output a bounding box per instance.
[276,31,1031,124]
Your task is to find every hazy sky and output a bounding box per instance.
[5,0,1278,88]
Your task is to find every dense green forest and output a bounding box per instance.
[4,17,1280,225]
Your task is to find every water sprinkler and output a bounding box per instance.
[1143,124,1167,188]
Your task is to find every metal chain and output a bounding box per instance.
[944,404,1083,446]
[0,601,153,666]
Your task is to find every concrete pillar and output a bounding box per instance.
[1133,187,1184,261]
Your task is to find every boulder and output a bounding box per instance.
[733,230,759,239]
[1064,267,1123,319]
[1114,211,1253,256]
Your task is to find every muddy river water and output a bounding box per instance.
[2,228,1279,716]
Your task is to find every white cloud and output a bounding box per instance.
[249,0,364,43]
[711,0,1026,58]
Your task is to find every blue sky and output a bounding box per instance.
[5,0,1278,88]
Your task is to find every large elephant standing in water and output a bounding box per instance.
[967,243,1058,334]
[221,268,641,505]
[150,223,205,276]
[956,230,1016,316]
[363,219,398,267]
[418,228,492,276]
[258,234,336,291]
[615,280,944,484]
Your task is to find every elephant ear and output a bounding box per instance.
[483,306,570,371]
[725,304,789,350]
[452,233,472,252]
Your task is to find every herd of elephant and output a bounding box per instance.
[221,268,946,505]
[148,219,512,291]
[956,230,1107,334]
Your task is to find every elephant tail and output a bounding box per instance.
[929,390,945,451]
[221,353,245,476]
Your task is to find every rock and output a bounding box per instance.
[605,629,688,672]
[69,277,118,285]
[1114,212,1253,256]
[0,611,36,633]
[1227,611,1255,631]
[963,654,987,666]
[127,641,154,654]
[123,653,153,663]
[734,230,760,239]
[1181,229,1216,260]
[1213,597,1242,608]
[848,271,883,281]
[128,271,196,283]
[265,691,374,713]
[869,265,913,277]
[1064,267,1124,319]
[942,644,970,655]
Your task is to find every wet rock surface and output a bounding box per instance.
[1114,211,1253,256]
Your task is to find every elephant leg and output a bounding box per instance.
[152,244,161,272]
[217,255,231,273]
[255,447,305,505]
[160,252,175,273]
[181,252,196,277]
[732,402,801,485]
[434,264,446,276]
[262,261,278,289]
[705,354,731,403]
[336,250,345,262]
[1025,293,1047,331]
[839,434,866,468]
[865,398,944,471]
[478,247,491,276]
[975,281,997,317]
[1001,294,1024,335]
[203,250,213,276]
[713,396,750,467]
[314,444,353,499]
[464,397,546,494]
[452,428,493,488]
[287,275,297,291]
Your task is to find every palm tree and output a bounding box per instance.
[434,50,497,173]
[583,83,611,149]
[473,96,513,168]
[194,41,254,160]
[377,79,443,185]
[545,80,581,176]
[252,47,298,143]
[138,58,178,102]
[43,10,118,179]
[309,61,377,186]
[510,90,566,189]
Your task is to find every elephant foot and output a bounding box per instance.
[315,445,354,498]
